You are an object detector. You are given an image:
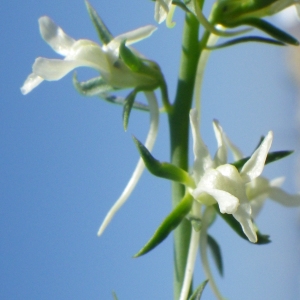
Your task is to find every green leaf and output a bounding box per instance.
[188,280,208,300]
[119,41,142,72]
[123,89,138,131]
[232,150,293,172]
[133,137,195,188]
[207,235,223,276]
[213,204,271,244]
[85,0,113,44]
[112,291,118,300]
[73,73,114,96]
[235,18,299,46]
[134,193,194,257]
[206,36,285,50]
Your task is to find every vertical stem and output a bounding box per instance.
[168,13,200,299]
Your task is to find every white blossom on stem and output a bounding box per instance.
[189,108,273,243]
[21,16,157,94]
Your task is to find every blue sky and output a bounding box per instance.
[1,1,300,299]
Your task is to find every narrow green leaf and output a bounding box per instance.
[188,280,208,300]
[206,36,285,50]
[112,291,118,300]
[100,93,149,111]
[133,137,195,187]
[123,89,137,131]
[234,18,299,45]
[119,41,142,72]
[207,235,223,276]
[73,73,114,96]
[232,150,293,171]
[134,193,194,257]
[85,0,113,44]
[213,204,271,244]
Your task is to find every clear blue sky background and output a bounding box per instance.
[1,1,300,299]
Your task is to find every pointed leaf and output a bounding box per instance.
[207,234,223,276]
[188,280,208,300]
[213,204,271,244]
[123,89,138,131]
[134,193,193,257]
[236,18,299,45]
[133,137,195,187]
[232,150,293,172]
[73,73,114,96]
[206,36,285,50]
[85,0,113,44]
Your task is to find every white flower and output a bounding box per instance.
[224,131,300,218]
[21,16,157,95]
[189,109,273,243]
[154,0,173,24]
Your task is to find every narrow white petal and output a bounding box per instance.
[33,42,108,81]
[269,187,300,206]
[97,91,159,236]
[189,109,212,182]
[233,203,257,243]
[33,58,87,80]
[241,131,273,182]
[179,228,200,300]
[270,177,285,187]
[212,120,227,166]
[108,25,157,52]
[154,0,172,23]
[39,16,76,56]
[223,133,243,161]
[20,73,44,95]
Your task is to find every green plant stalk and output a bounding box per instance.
[168,12,200,299]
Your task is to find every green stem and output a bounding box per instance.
[168,12,200,299]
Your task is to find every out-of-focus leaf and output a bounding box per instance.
[235,18,299,45]
[206,36,285,50]
[207,234,223,276]
[85,0,113,44]
[188,280,208,300]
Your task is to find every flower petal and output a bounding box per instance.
[241,131,273,182]
[223,133,243,161]
[190,109,213,182]
[20,73,44,95]
[107,25,157,52]
[33,58,88,80]
[98,91,159,236]
[39,16,76,56]
[269,186,300,206]
[193,187,239,214]
[212,119,227,166]
[233,203,257,243]
[33,42,109,81]
[154,0,172,23]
